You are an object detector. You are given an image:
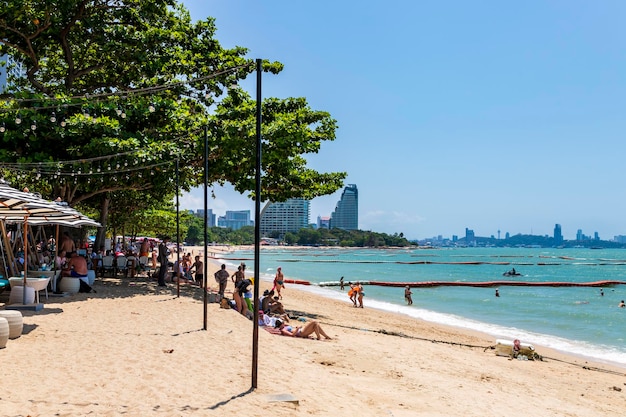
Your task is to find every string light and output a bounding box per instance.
[50,112,57,123]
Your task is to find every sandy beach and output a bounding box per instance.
[1,248,625,416]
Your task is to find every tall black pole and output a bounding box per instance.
[251,58,262,389]
[176,158,180,298]
[203,126,208,330]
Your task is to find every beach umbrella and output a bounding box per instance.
[0,179,100,305]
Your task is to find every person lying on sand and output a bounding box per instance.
[274,319,331,340]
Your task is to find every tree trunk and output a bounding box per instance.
[95,195,109,252]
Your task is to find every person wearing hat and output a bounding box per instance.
[404,285,413,305]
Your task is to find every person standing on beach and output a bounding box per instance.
[191,255,203,287]
[404,285,413,305]
[356,282,364,308]
[214,264,230,296]
[157,236,170,287]
[232,265,244,288]
[339,276,344,290]
[273,266,285,299]
[348,282,357,307]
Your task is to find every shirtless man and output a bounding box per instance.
[57,251,94,293]
[59,231,76,255]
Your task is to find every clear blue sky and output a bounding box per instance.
[179,1,626,241]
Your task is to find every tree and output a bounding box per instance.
[0,0,345,242]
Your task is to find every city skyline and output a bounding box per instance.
[181,1,626,241]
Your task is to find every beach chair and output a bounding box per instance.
[138,256,149,275]
[115,255,127,277]
[101,255,115,277]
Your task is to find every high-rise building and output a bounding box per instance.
[260,198,310,237]
[217,210,253,230]
[554,224,563,245]
[317,216,330,229]
[195,209,216,227]
[0,54,23,93]
[330,184,358,230]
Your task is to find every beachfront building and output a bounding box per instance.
[260,198,310,237]
[217,210,253,230]
[330,184,358,230]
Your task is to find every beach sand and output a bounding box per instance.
[1,249,625,416]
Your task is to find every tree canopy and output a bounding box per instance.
[0,0,346,243]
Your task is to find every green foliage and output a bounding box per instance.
[0,0,345,242]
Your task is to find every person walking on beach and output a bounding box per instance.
[273,266,285,299]
[214,264,230,296]
[348,282,357,307]
[404,285,413,305]
[157,236,170,287]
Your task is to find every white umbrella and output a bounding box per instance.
[0,179,100,305]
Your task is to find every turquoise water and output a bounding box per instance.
[217,247,626,367]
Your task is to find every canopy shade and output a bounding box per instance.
[0,180,100,227]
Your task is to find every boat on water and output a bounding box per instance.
[502,269,521,277]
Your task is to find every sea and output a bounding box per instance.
[213,246,626,368]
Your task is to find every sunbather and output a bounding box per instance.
[274,319,331,340]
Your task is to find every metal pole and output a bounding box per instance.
[203,126,208,330]
[176,158,180,297]
[251,58,262,389]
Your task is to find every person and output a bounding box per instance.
[511,338,521,359]
[151,248,158,271]
[139,238,150,258]
[47,235,56,253]
[190,255,203,287]
[59,231,76,255]
[348,282,357,307]
[234,278,252,317]
[274,319,331,340]
[495,289,500,297]
[231,265,244,287]
[214,264,230,296]
[404,285,413,305]
[600,288,604,297]
[157,236,170,287]
[339,276,344,290]
[356,282,364,308]
[57,251,95,293]
[262,290,287,315]
[273,267,285,299]
[619,300,625,308]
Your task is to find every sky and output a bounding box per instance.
[178,1,626,241]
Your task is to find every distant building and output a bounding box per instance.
[0,54,22,93]
[317,216,330,229]
[260,198,310,237]
[554,224,563,245]
[330,184,358,230]
[195,209,216,227]
[465,228,475,244]
[576,229,583,241]
[217,210,253,230]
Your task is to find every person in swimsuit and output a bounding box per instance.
[404,285,413,305]
[273,267,285,299]
[274,319,331,340]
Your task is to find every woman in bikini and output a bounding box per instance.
[275,319,331,340]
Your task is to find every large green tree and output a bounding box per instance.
[0,0,345,244]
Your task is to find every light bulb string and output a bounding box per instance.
[0,63,252,111]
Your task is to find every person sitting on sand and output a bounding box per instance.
[261,289,286,315]
[274,319,331,340]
